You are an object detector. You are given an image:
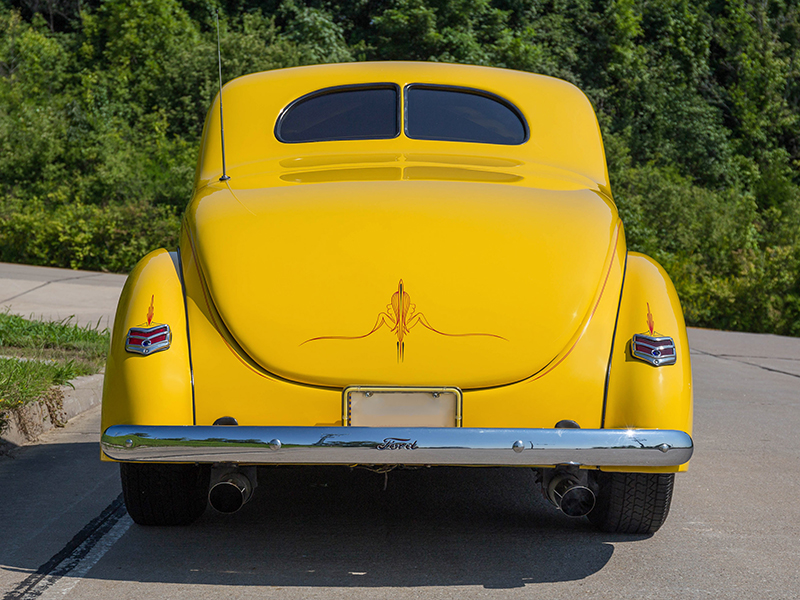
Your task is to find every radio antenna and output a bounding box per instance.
[215,10,230,182]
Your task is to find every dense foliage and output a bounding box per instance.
[1,0,799,335]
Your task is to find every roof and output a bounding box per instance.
[195,62,609,193]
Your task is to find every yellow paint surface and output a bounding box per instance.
[102,63,691,471]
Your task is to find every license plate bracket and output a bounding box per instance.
[343,386,462,427]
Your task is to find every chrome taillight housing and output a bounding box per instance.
[631,333,676,366]
[126,324,171,355]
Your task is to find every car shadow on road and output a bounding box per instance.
[80,465,647,589]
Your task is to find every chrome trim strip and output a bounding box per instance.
[174,247,197,425]
[101,425,693,467]
[602,250,628,428]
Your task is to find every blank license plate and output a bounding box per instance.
[344,387,462,427]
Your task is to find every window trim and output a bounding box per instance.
[403,84,529,145]
[275,83,402,144]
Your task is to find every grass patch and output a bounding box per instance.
[0,312,109,433]
[0,358,77,412]
[0,312,109,370]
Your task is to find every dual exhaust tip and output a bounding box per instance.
[209,470,254,514]
[547,474,596,518]
[208,468,596,518]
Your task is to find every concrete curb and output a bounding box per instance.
[0,373,104,450]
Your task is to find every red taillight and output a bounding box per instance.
[126,324,171,355]
[631,333,676,366]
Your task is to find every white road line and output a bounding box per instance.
[5,498,130,600]
[42,515,132,598]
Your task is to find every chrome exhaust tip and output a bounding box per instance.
[547,474,596,517]
[209,471,254,514]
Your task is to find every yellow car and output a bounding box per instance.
[101,62,693,533]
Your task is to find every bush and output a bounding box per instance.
[614,164,800,335]
[0,197,180,272]
[1,1,800,336]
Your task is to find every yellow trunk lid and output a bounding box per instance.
[186,177,619,389]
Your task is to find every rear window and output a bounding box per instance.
[277,85,400,143]
[405,86,527,145]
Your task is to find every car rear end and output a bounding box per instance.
[100,62,693,532]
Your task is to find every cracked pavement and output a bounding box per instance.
[688,327,800,378]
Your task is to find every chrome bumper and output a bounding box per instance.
[101,425,693,467]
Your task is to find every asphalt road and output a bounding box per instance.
[1,264,799,599]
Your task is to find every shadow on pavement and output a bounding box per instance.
[33,465,647,589]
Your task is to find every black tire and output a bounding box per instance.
[588,471,674,534]
[120,463,210,526]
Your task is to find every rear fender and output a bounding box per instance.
[602,252,693,472]
[101,249,193,460]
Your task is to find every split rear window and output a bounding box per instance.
[405,86,527,144]
[276,84,527,145]
[277,85,400,143]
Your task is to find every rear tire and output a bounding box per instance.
[120,463,210,526]
[588,471,674,534]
